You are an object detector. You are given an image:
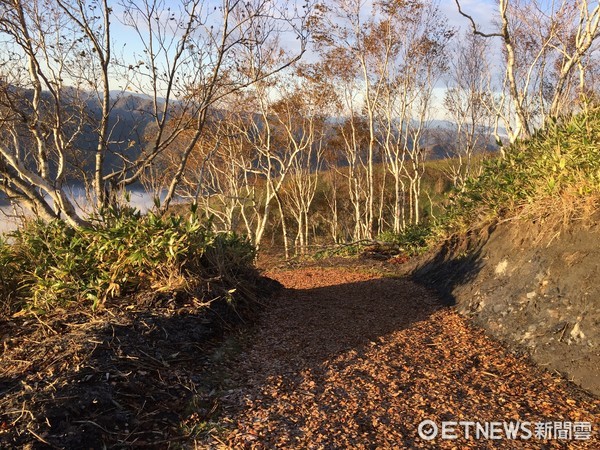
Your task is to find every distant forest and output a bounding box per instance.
[0,0,598,252]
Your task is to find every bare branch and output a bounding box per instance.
[454,0,502,38]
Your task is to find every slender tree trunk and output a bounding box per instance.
[275,192,289,260]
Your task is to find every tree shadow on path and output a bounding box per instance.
[220,271,453,447]
[218,268,600,449]
[258,273,446,362]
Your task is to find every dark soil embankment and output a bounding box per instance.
[413,217,600,396]
[0,276,280,449]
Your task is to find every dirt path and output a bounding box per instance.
[207,267,599,449]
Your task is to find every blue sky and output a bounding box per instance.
[107,0,500,62]
[106,0,503,120]
[439,0,497,31]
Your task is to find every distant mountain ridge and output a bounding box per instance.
[0,88,499,208]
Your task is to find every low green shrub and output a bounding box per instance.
[0,236,21,314]
[313,242,364,259]
[443,109,600,231]
[0,208,256,314]
[378,224,434,256]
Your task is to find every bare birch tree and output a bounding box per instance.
[274,78,328,256]
[311,0,387,238]
[373,0,453,230]
[456,0,600,142]
[444,32,494,189]
[305,55,370,241]
[0,0,310,225]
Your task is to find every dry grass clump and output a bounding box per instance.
[443,108,600,233]
[0,207,256,315]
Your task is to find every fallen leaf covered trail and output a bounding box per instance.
[210,268,599,449]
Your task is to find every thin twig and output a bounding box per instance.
[28,428,59,448]
[481,371,499,378]
[73,420,120,435]
[31,311,58,335]
[454,0,503,38]
[11,401,34,426]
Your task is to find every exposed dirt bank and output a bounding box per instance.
[413,217,600,396]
